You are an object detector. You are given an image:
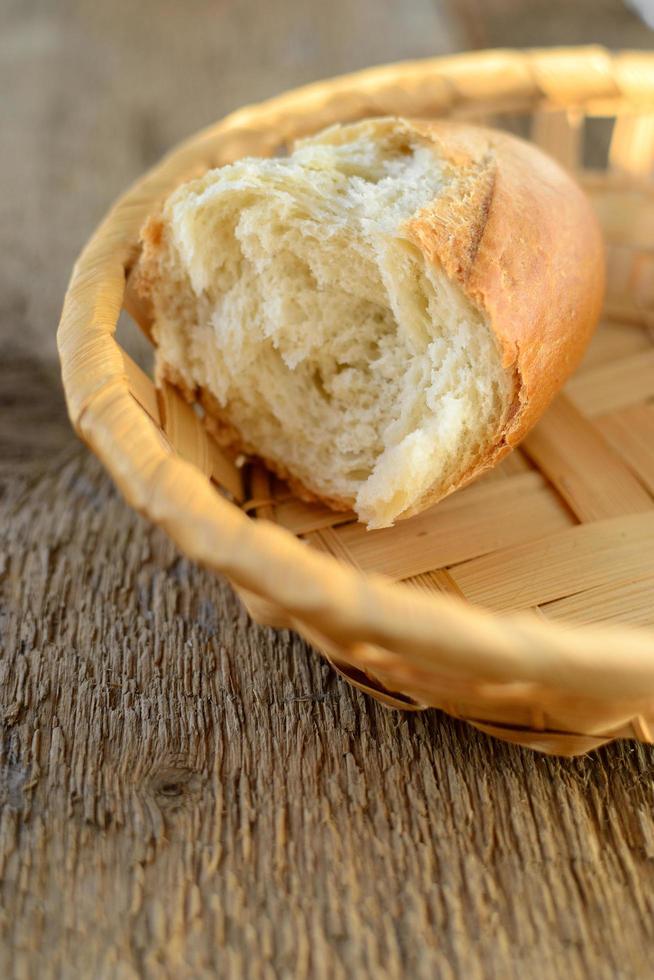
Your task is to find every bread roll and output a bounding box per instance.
[133,118,604,528]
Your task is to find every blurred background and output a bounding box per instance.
[0,0,652,466]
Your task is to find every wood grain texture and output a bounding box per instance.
[449,512,654,610]
[522,395,653,522]
[3,0,654,977]
[319,472,574,579]
[4,444,654,980]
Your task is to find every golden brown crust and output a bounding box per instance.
[401,118,604,517]
[134,118,605,524]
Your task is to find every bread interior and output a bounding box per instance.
[141,120,512,527]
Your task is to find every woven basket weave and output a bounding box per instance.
[58,47,654,756]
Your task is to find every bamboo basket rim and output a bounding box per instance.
[57,46,654,754]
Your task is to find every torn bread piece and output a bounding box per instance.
[133,117,604,528]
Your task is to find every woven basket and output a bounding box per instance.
[58,47,654,756]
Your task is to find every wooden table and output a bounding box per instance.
[2,2,654,976]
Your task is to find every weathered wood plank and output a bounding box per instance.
[3,446,654,980]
